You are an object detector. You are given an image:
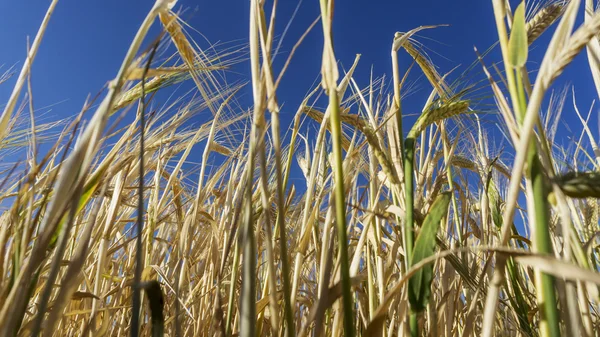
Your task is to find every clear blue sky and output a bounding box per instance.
[0,1,596,166]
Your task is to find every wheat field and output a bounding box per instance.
[1,0,600,336]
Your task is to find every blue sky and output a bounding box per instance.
[0,1,597,170]
[1,1,503,117]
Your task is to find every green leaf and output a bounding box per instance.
[508,1,528,68]
[408,192,452,313]
[49,177,100,248]
[486,178,503,229]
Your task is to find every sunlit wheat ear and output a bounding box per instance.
[158,8,224,116]
[547,14,600,86]
[113,67,190,111]
[304,103,399,186]
[449,153,508,179]
[527,2,567,44]
[403,41,451,99]
[358,124,400,186]
[302,106,354,150]
[449,154,476,171]
[302,106,357,126]
[555,171,600,198]
[114,52,236,112]
[408,100,471,138]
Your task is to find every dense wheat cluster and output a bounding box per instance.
[1,0,600,336]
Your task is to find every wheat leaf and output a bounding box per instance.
[509,1,528,67]
[408,192,451,313]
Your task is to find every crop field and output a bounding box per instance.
[1,0,600,336]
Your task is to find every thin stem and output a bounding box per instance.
[517,55,560,337]
[404,136,417,337]
[391,52,405,160]
[271,110,295,337]
[403,137,416,269]
[131,40,158,337]
[225,235,240,337]
[329,88,354,337]
[529,148,560,337]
